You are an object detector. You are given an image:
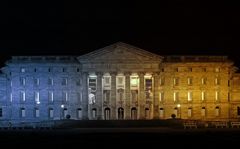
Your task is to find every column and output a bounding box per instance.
[138,72,145,119]
[110,72,117,120]
[153,72,160,119]
[82,72,89,120]
[96,72,103,120]
[125,72,131,119]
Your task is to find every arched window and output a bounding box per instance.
[118,107,124,120]
[131,107,137,120]
[63,108,68,119]
[145,108,150,119]
[159,108,164,118]
[174,107,178,117]
[20,108,25,118]
[188,107,192,117]
[77,108,82,119]
[104,108,111,120]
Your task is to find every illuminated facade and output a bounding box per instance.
[1,42,240,126]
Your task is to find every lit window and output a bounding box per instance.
[188,91,192,102]
[215,91,219,101]
[201,91,205,101]
[215,68,220,72]
[35,91,40,103]
[215,77,220,85]
[131,77,138,86]
[49,108,54,118]
[174,92,179,102]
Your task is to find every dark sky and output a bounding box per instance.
[0,1,240,66]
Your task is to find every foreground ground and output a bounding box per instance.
[1,127,240,148]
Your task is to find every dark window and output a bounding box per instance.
[0,108,2,117]
[34,68,37,72]
[238,107,240,116]
[77,68,80,72]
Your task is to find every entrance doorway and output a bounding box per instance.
[104,108,110,120]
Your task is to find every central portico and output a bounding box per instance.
[77,42,163,120]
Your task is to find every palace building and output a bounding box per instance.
[0,42,240,126]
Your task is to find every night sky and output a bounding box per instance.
[0,1,240,66]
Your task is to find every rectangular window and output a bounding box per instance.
[34,78,40,86]
[160,78,165,85]
[63,91,68,102]
[159,92,164,102]
[20,77,26,86]
[188,91,192,101]
[21,108,25,118]
[215,91,219,101]
[77,109,82,119]
[215,77,220,85]
[35,109,40,118]
[104,77,111,85]
[188,108,192,117]
[201,108,206,117]
[62,78,68,86]
[104,90,110,102]
[215,107,220,116]
[20,91,25,102]
[48,78,53,86]
[35,91,40,103]
[173,77,179,86]
[118,77,124,85]
[187,77,193,85]
[89,78,97,92]
[174,92,179,102]
[201,77,206,85]
[49,109,54,118]
[0,108,2,117]
[48,91,53,103]
[201,91,205,101]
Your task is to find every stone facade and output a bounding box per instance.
[0,42,240,126]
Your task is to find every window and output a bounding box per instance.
[62,78,68,86]
[48,91,53,103]
[215,67,220,72]
[188,91,192,102]
[215,91,219,101]
[228,92,230,102]
[20,77,26,86]
[62,68,66,72]
[201,91,205,101]
[63,91,68,102]
[104,77,111,85]
[160,108,164,118]
[63,108,68,119]
[35,108,39,118]
[187,77,193,85]
[48,78,53,86]
[20,67,25,73]
[237,107,240,116]
[161,68,164,72]
[160,77,165,85]
[76,79,81,86]
[77,68,80,72]
[215,77,220,85]
[174,92,179,102]
[201,107,206,117]
[10,93,12,102]
[174,68,178,72]
[77,108,82,119]
[188,108,192,117]
[20,91,25,102]
[104,90,110,103]
[174,107,178,117]
[228,80,230,87]
[117,77,124,85]
[34,78,40,86]
[202,68,206,72]
[159,92,164,103]
[173,77,179,86]
[131,77,138,86]
[201,77,206,85]
[89,78,97,92]
[145,108,150,119]
[49,108,54,118]
[21,108,25,118]
[131,108,137,120]
[35,91,40,104]
[188,67,192,72]
[34,68,37,72]
[0,108,2,117]
[92,108,97,119]
[215,106,220,116]
[48,68,51,72]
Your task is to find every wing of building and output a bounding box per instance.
[0,42,240,126]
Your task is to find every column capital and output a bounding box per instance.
[153,72,160,76]
[138,72,146,77]
[96,72,103,76]
[124,72,131,76]
[110,72,117,76]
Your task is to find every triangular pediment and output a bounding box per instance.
[78,42,163,63]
